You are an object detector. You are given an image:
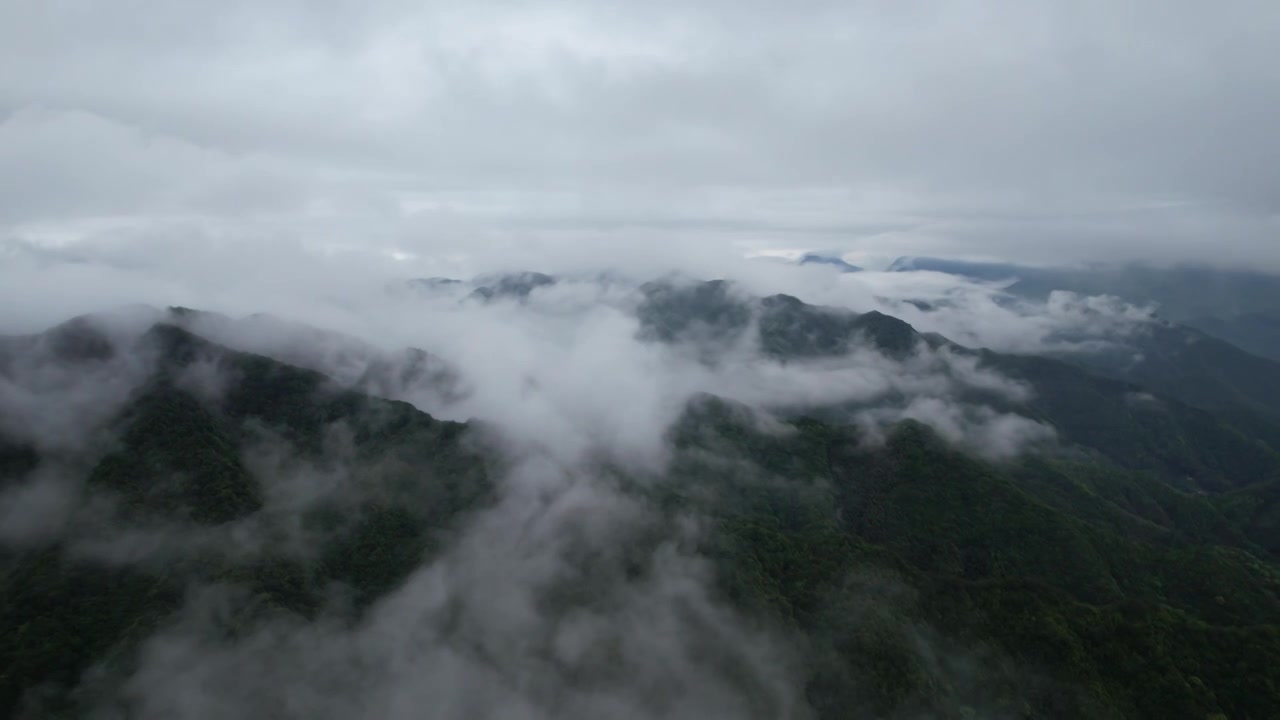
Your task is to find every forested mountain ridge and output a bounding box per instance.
[636,279,1280,491]
[2,297,1280,718]
[886,257,1280,364]
[667,399,1280,718]
[0,322,493,717]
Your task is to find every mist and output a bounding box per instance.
[4,1,1280,273]
[0,241,1097,716]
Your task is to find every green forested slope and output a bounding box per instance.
[0,325,493,717]
[667,399,1280,719]
[5,315,1280,718]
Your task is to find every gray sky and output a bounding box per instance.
[2,0,1278,273]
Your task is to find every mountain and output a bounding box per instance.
[0,321,492,716]
[668,401,1280,718]
[972,349,1280,491]
[636,278,753,346]
[886,256,1032,280]
[469,271,557,302]
[403,272,559,304]
[1050,319,1280,423]
[637,279,1280,491]
[1185,311,1280,365]
[168,307,465,407]
[798,253,862,273]
[636,279,935,360]
[5,299,1280,718]
[406,276,464,290]
[889,257,1280,363]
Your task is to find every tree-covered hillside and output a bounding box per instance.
[668,398,1280,718]
[0,324,493,717]
[886,258,1280,364]
[3,306,1280,718]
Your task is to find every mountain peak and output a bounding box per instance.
[469,271,557,302]
[799,253,861,273]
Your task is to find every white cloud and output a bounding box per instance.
[1,1,1278,269]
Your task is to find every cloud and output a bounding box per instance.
[714,265,1160,357]
[859,397,1056,460]
[0,308,161,452]
[0,250,1083,714]
[2,1,1279,270]
[0,108,319,224]
[120,508,808,720]
[0,255,1068,473]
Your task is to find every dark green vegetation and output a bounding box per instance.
[636,280,1280,716]
[0,323,493,717]
[640,279,1280,492]
[637,278,754,345]
[1055,321,1280,424]
[469,271,557,302]
[5,290,1280,718]
[637,279,938,360]
[645,273,1280,393]
[971,350,1280,492]
[668,398,1280,719]
[882,258,1280,452]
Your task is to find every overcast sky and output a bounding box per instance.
[2,1,1278,274]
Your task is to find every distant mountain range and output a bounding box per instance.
[798,253,862,273]
[889,257,1280,363]
[635,277,1280,487]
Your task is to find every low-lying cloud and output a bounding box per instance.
[0,243,1186,718]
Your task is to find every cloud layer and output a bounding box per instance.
[3,1,1279,269]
